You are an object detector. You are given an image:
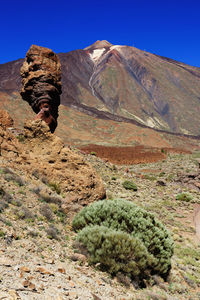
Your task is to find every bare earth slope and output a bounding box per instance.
[1,40,200,140]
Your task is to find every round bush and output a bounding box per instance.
[122,180,137,191]
[73,199,173,278]
[77,225,156,277]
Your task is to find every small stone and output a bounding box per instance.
[70,253,87,263]
[58,267,66,274]
[157,180,166,186]
[94,279,102,285]
[20,266,30,273]
[44,258,55,264]
[22,280,30,288]
[36,267,53,275]
[39,284,45,291]
[29,282,36,291]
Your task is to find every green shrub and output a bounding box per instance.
[122,180,137,191]
[143,175,157,181]
[16,134,26,143]
[90,151,96,156]
[176,193,193,202]
[16,207,34,220]
[48,182,61,194]
[159,172,165,177]
[161,148,167,154]
[73,199,173,280]
[0,230,5,238]
[77,225,155,277]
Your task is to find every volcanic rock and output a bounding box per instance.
[20,45,61,133]
[0,109,14,128]
[0,114,19,158]
[0,116,105,208]
[176,166,200,191]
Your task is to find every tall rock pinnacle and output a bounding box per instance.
[20,45,62,133]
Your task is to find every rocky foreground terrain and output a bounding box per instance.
[0,113,200,299]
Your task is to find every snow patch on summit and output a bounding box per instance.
[90,48,106,62]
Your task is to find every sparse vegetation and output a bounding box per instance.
[48,182,61,194]
[40,204,54,221]
[143,174,157,181]
[161,148,167,154]
[0,187,13,204]
[0,230,5,238]
[159,172,165,177]
[16,134,26,143]
[90,151,96,156]
[4,173,25,186]
[39,193,62,204]
[16,207,34,220]
[0,200,9,213]
[46,225,59,240]
[122,180,137,191]
[176,193,193,202]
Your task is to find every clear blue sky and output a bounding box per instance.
[1,0,200,66]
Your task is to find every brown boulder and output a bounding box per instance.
[0,109,14,128]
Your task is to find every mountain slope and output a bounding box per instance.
[0,40,200,136]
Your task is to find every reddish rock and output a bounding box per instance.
[0,109,14,128]
[57,268,66,274]
[20,266,30,273]
[20,45,61,133]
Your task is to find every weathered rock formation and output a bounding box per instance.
[0,113,106,209]
[20,45,61,133]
